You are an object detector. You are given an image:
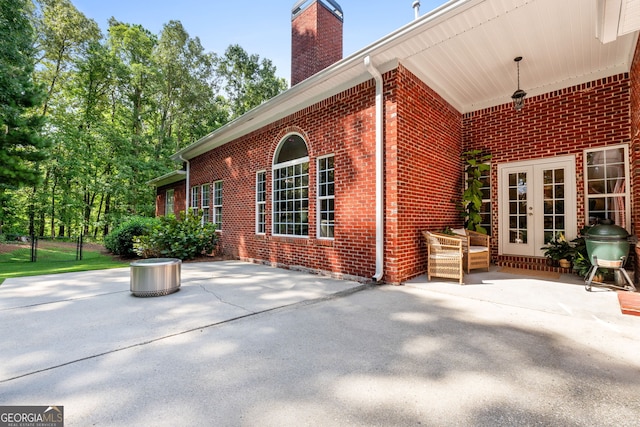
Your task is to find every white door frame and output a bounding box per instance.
[498,155,577,257]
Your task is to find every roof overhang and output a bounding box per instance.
[147,170,186,188]
[172,0,640,161]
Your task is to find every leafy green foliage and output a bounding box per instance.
[541,232,573,261]
[570,226,592,277]
[218,44,288,119]
[104,216,158,257]
[461,150,491,234]
[134,210,218,260]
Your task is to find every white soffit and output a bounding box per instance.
[399,0,638,112]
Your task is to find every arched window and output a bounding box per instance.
[273,134,309,236]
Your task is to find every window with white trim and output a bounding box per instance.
[317,155,335,238]
[201,183,210,222]
[256,171,266,234]
[479,165,491,235]
[165,189,174,216]
[213,181,223,229]
[190,186,199,214]
[585,144,630,229]
[273,134,309,236]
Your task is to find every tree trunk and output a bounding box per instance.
[94,193,104,238]
[102,193,111,236]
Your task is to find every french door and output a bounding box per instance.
[498,156,577,257]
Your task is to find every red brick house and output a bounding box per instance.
[150,0,640,285]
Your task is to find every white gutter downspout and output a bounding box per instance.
[364,55,384,282]
[179,155,190,213]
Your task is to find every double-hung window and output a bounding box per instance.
[273,134,309,236]
[317,155,335,238]
[201,183,210,223]
[213,181,223,229]
[585,145,630,229]
[190,186,199,215]
[256,171,267,234]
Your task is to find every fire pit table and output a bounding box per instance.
[130,258,181,297]
[584,221,636,292]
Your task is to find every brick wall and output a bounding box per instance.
[463,73,631,266]
[389,64,463,283]
[189,78,379,280]
[175,63,634,283]
[291,0,343,86]
[156,181,186,216]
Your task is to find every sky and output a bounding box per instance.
[72,0,449,84]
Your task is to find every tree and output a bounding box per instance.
[217,44,287,119]
[152,20,226,154]
[2,7,286,239]
[34,0,101,117]
[0,0,48,189]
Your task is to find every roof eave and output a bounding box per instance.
[146,170,186,187]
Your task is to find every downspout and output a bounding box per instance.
[364,56,384,282]
[179,155,190,213]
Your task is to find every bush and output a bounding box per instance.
[134,210,218,260]
[104,216,159,258]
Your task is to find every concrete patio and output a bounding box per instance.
[1,261,639,426]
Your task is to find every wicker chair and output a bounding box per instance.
[452,228,491,273]
[423,231,464,284]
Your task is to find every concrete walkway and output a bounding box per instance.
[1,261,639,426]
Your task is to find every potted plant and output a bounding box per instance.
[541,232,573,267]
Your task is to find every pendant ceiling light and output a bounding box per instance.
[511,56,526,111]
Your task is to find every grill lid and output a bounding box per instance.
[585,219,629,240]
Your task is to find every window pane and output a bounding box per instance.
[276,135,308,163]
[273,160,309,236]
[586,146,628,229]
[317,155,335,239]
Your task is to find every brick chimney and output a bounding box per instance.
[291,0,343,86]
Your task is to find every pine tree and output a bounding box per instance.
[0,0,48,189]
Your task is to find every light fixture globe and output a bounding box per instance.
[511,56,526,111]
[511,88,526,111]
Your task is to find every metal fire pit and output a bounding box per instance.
[130,258,181,297]
[584,221,636,292]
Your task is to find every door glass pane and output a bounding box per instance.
[543,168,566,244]
[508,172,527,243]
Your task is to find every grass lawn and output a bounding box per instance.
[0,242,129,284]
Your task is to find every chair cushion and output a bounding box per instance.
[428,235,441,249]
[468,245,488,253]
[452,228,466,236]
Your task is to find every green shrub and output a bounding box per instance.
[134,210,218,260]
[104,216,159,258]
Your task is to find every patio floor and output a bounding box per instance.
[1,261,639,426]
